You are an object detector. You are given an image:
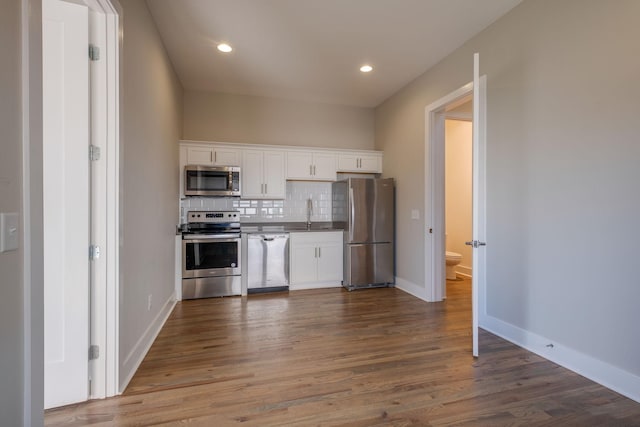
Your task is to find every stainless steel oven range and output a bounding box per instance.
[182,210,241,299]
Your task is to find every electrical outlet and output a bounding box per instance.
[411,209,420,220]
[147,295,152,311]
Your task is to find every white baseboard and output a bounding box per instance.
[395,277,427,301]
[456,265,472,278]
[290,281,341,291]
[481,315,640,404]
[119,293,176,393]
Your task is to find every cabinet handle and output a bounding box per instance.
[318,247,321,258]
[265,183,267,194]
[314,165,316,175]
[314,247,318,258]
[358,158,361,168]
[214,151,217,163]
[261,183,264,194]
[310,165,312,176]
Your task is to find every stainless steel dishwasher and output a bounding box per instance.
[247,233,289,293]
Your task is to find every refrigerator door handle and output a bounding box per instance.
[349,187,355,242]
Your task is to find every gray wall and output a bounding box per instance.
[376,0,640,377]
[0,0,25,424]
[119,0,183,389]
[183,90,375,149]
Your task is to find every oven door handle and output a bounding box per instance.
[183,235,240,242]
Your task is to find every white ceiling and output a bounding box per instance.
[146,0,522,108]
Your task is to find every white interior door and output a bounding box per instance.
[471,53,487,357]
[43,0,90,409]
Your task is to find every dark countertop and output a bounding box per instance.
[176,222,344,235]
[241,222,343,233]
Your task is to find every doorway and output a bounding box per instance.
[424,54,487,357]
[445,106,473,289]
[42,0,121,409]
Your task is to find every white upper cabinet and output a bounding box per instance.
[286,151,336,181]
[185,145,241,166]
[241,149,286,199]
[336,152,382,173]
[179,142,383,194]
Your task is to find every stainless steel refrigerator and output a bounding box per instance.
[332,178,395,291]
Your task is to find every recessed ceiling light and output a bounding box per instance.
[360,65,373,73]
[217,43,233,53]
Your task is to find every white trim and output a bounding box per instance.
[81,0,121,399]
[455,266,472,278]
[481,315,640,404]
[289,282,342,291]
[444,112,472,122]
[394,277,427,301]
[180,139,384,155]
[424,82,473,303]
[119,295,176,393]
[22,0,44,424]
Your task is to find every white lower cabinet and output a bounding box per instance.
[290,231,343,290]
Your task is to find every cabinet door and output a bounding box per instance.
[357,154,382,173]
[286,152,313,179]
[337,153,382,173]
[241,150,264,198]
[316,241,343,282]
[336,154,359,172]
[312,153,337,180]
[290,242,318,284]
[213,147,241,166]
[263,151,286,199]
[186,146,214,165]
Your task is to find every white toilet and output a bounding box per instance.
[445,234,463,280]
[445,251,462,280]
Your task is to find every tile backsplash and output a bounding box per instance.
[180,181,333,224]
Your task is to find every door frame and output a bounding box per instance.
[37,0,122,407]
[424,81,474,302]
[83,0,121,400]
[424,71,487,355]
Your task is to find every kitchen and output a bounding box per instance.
[176,140,394,299]
[25,0,639,424]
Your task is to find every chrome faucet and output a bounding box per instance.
[306,198,313,229]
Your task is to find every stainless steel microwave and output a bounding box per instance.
[184,165,241,197]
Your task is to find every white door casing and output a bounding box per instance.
[86,0,122,399]
[43,0,90,408]
[425,83,473,303]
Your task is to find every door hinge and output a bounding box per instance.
[89,145,101,161]
[89,44,100,61]
[89,244,101,260]
[89,345,100,360]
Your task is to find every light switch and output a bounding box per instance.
[411,209,420,220]
[0,213,19,253]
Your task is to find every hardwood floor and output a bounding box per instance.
[46,278,640,426]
